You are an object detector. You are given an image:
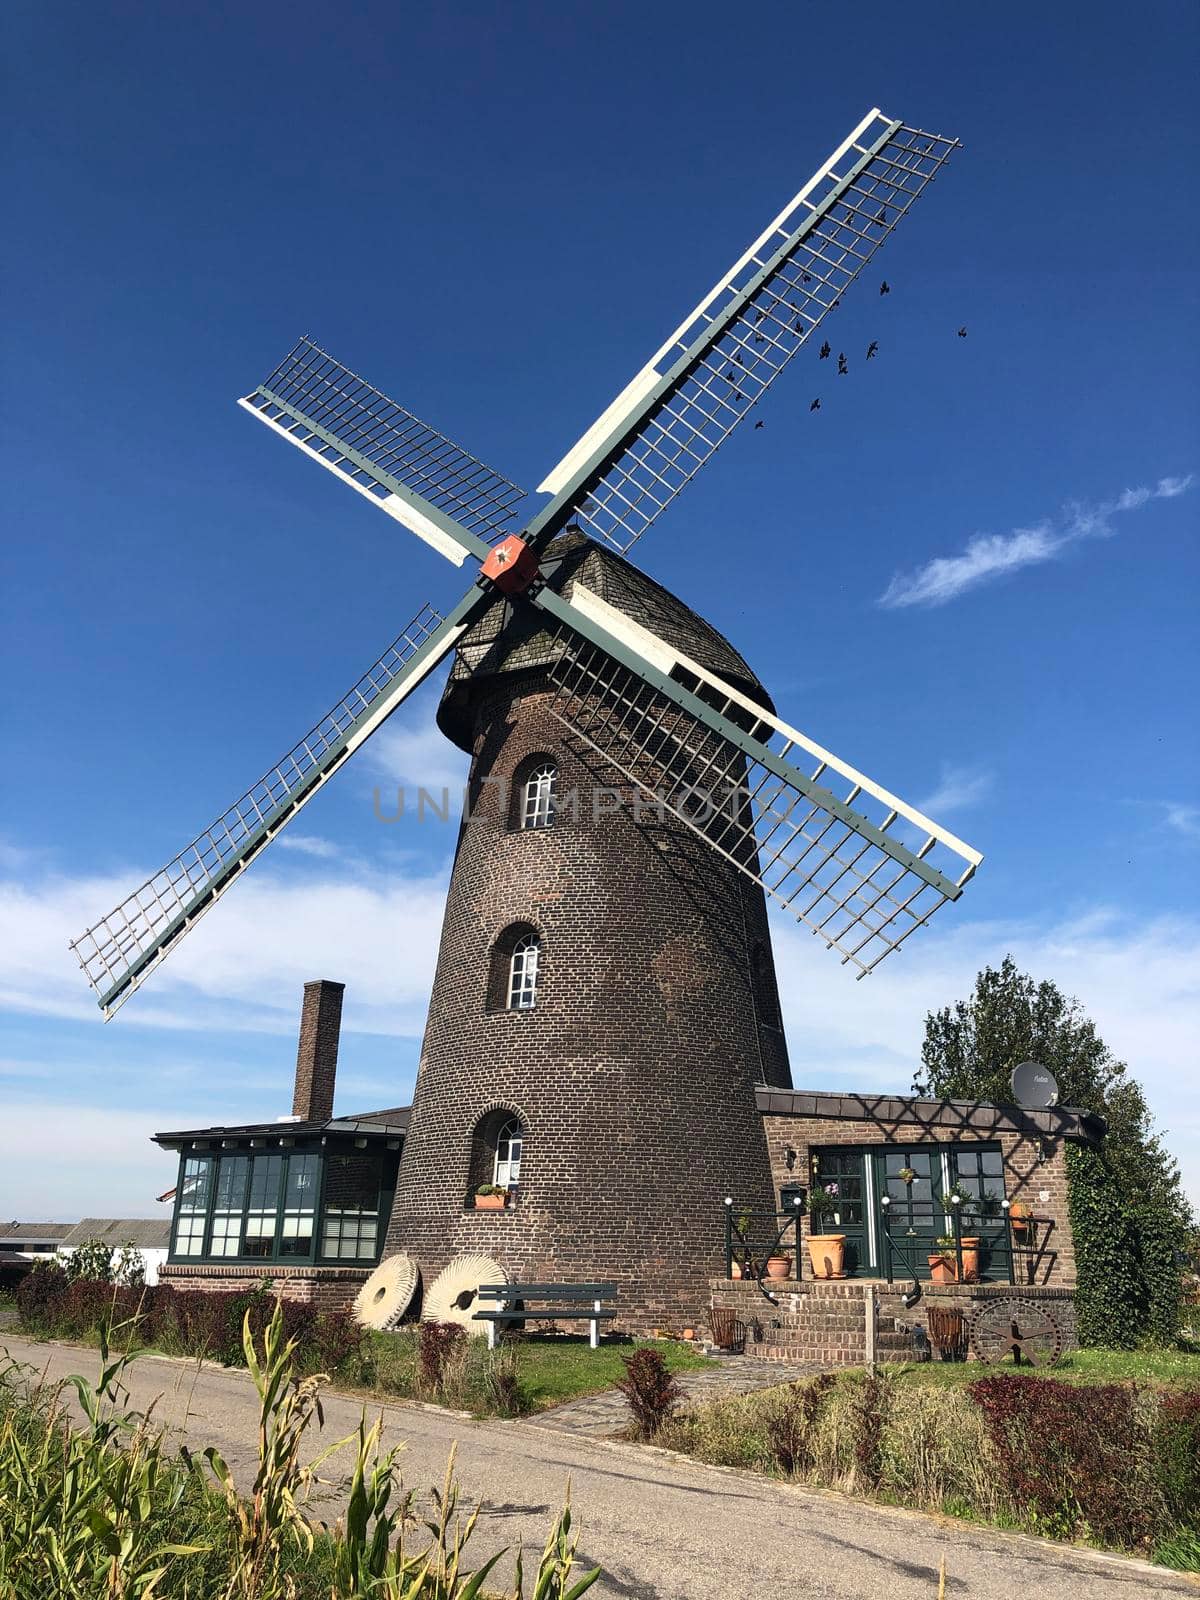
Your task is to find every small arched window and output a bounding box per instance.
[521,761,558,830]
[508,932,540,1010]
[493,1117,523,1187]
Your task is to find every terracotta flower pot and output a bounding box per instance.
[765,1255,792,1280]
[806,1234,846,1279]
[473,1194,507,1211]
[928,1254,957,1284]
[731,1259,744,1280]
[1009,1202,1032,1235]
[681,1327,695,1341]
[960,1237,980,1283]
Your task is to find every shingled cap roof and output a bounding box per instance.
[152,1106,410,1148]
[438,530,773,751]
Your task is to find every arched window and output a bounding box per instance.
[493,1117,523,1187]
[508,932,540,1010]
[520,761,558,830]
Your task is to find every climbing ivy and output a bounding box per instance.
[1065,1142,1146,1348]
[917,957,1192,1349]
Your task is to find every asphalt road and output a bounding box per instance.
[3,1333,1191,1600]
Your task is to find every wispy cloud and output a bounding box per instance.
[917,764,992,817]
[878,475,1194,609]
[367,705,470,800]
[1164,804,1200,841]
[276,833,342,859]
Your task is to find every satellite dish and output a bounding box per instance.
[1010,1060,1059,1109]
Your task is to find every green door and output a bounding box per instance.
[874,1146,946,1281]
[810,1148,873,1276]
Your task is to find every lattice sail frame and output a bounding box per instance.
[71,601,467,1018]
[240,337,525,566]
[529,111,958,555]
[541,585,981,976]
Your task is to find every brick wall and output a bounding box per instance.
[159,1261,369,1313]
[384,655,792,1330]
[761,1111,1077,1285]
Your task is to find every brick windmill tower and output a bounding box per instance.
[72,109,982,1322]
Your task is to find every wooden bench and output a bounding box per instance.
[473,1282,617,1349]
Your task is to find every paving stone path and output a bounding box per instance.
[529,1352,825,1437]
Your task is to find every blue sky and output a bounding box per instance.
[2,1,1197,1218]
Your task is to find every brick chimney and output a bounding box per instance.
[292,979,345,1122]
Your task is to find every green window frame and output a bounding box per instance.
[168,1145,393,1266]
[171,1155,214,1257]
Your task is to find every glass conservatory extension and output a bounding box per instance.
[157,1118,404,1268]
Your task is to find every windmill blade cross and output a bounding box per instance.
[240,337,527,567]
[71,594,482,1018]
[525,110,958,557]
[532,582,981,977]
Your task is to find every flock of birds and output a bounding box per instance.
[764,278,965,416]
[725,273,969,420]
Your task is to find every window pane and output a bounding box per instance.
[280,1153,318,1258]
[522,764,557,829]
[320,1151,383,1263]
[242,1154,283,1258]
[173,1156,213,1256]
[508,935,540,1009]
[209,1155,249,1257]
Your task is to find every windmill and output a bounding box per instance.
[71,110,982,1318]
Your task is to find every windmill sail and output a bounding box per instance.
[536,583,981,977]
[241,337,527,566]
[528,110,958,556]
[71,598,477,1018]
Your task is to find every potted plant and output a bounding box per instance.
[928,1233,958,1284]
[805,1183,846,1279]
[732,1209,755,1280]
[1008,1200,1033,1236]
[473,1184,509,1211]
[765,1253,792,1280]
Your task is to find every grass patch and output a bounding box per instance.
[366,1330,710,1414]
[654,1366,1200,1572]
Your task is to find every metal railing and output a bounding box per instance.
[879,1191,1017,1287]
[723,1198,804,1284]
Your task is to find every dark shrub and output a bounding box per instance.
[617,1348,684,1439]
[15,1260,68,1327]
[970,1374,1157,1548]
[848,1372,891,1489]
[310,1309,368,1378]
[418,1321,465,1395]
[767,1373,835,1476]
[1156,1389,1200,1527]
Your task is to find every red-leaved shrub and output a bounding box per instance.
[418,1321,465,1394]
[617,1348,684,1438]
[969,1374,1156,1547]
[1157,1389,1200,1526]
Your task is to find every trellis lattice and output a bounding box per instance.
[246,337,526,542]
[544,627,975,976]
[558,117,958,555]
[71,602,448,1016]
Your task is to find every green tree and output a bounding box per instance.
[914,956,1192,1348]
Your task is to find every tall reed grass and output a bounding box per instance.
[0,1303,599,1599]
